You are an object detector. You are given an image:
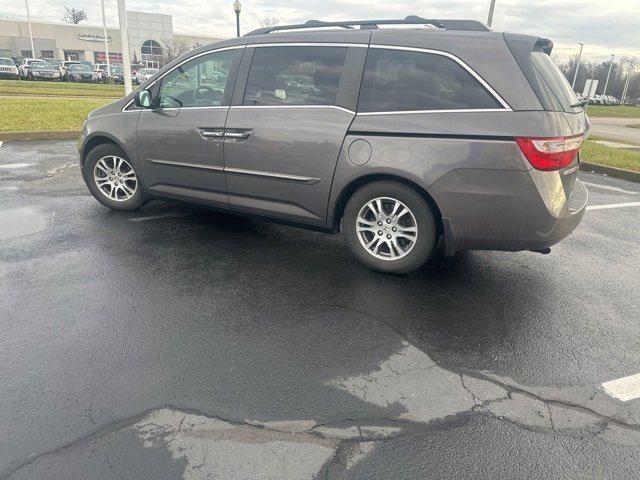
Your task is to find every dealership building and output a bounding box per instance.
[0,11,224,67]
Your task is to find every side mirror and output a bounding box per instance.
[133,89,153,109]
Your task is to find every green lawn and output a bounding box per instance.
[586,105,640,118]
[581,139,640,172]
[0,79,124,98]
[0,97,114,132]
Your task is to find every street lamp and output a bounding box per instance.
[234,0,241,38]
[602,53,615,96]
[571,42,584,89]
[24,0,35,58]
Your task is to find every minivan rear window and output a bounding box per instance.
[529,51,580,113]
[358,48,503,113]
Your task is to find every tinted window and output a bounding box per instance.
[530,51,580,113]
[244,46,348,106]
[358,48,502,112]
[158,49,240,108]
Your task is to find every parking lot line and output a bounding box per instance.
[587,202,640,211]
[601,373,640,402]
[582,181,639,195]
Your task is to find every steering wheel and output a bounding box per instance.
[193,86,222,105]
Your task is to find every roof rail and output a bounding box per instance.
[245,16,490,36]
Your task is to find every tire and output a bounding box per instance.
[83,143,145,211]
[343,181,437,274]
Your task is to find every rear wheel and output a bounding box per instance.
[343,181,437,274]
[83,143,145,211]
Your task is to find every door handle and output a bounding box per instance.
[224,129,252,140]
[198,128,225,140]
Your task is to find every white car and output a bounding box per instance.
[0,57,19,79]
[134,68,159,85]
[17,58,44,78]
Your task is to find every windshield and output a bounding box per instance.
[111,67,124,74]
[146,69,159,75]
[0,58,14,66]
[32,62,53,69]
[70,64,92,72]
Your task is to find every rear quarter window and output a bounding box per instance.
[358,48,503,113]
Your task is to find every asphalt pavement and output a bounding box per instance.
[1,140,640,479]
[589,116,640,144]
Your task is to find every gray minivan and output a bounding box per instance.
[79,17,588,273]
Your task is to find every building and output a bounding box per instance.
[0,11,225,66]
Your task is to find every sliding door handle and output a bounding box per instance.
[224,129,252,140]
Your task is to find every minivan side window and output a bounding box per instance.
[358,48,503,113]
[158,49,241,108]
[243,46,348,107]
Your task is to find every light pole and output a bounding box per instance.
[602,54,615,96]
[486,0,496,28]
[571,42,584,89]
[101,0,111,78]
[24,0,35,58]
[234,0,241,37]
[117,0,133,95]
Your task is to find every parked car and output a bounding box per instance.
[0,57,19,79]
[130,63,145,76]
[27,60,62,81]
[17,58,44,78]
[64,63,99,83]
[105,65,125,84]
[58,60,82,79]
[134,67,159,84]
[78,17,588,273]
[93,63,108,80]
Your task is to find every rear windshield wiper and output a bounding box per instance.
[570,98,589,108]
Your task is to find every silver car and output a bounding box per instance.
[78,17,588,273]
[134,68,159,85]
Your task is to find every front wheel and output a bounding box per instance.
[343,181,437,274]
[83,143,145,211]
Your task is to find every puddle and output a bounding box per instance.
[0,207,47,239]
[0,163,33,169]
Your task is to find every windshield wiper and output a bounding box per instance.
[570,98,589,108]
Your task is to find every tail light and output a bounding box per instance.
[515,134,583,171]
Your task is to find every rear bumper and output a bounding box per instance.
[431,169,588,256]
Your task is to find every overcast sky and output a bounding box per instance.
[1,0,639,61]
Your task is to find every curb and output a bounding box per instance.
[0,131,80,142]
[580,161,640,183]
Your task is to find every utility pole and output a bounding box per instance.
[117,0,133,95]
[571,42,584,89]
[486,0,496,28]
[24,0,35,58]
[101,0,111,77]
[602,54,615,96]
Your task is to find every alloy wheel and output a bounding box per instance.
[93,155,138,202]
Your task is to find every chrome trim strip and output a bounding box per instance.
[230,105,355,115]
[250,42,367,48]
[149,159,224,171]
[357,108,510,116]
[225,167,320,184]
[369,44,512,110]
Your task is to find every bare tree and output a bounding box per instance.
[63,6,88,24]
[160,38,190,64]
[260,17,280,28]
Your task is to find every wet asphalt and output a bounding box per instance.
[1,140,640,479]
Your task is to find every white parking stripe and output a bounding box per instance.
[582,181,639,195]
[602,373,640,402]
[587,202,640,211]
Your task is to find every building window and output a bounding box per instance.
[40,50,54,59]
[64,50,81,61]
[141,40,162,56]
[21,50,33,58]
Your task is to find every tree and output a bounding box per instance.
[260,17,280,28]
[161,38,190,64]
[63,6,88,24]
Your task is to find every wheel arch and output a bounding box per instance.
[81,133,130,166]
[331,173,444,234]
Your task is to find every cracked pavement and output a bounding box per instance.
[1,140,640,479]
